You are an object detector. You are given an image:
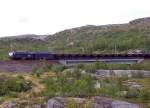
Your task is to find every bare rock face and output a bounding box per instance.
[123,80,143,89]
[47,97,140,108]
[93,96,140,108]
[130,17,150,26]
[93,70,150,78]
[92,103,104,108]
[111,100,139,108]
[47,97,86,108]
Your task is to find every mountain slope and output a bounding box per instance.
[47,17,150,53]
[1,17,150,59]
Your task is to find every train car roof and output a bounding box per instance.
[12,51,53,54]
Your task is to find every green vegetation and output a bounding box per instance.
[74,62,150,71]
[0,75,31,96]
[50,64,66,73]
[1,63,150,107]
[65,99,91,108]
[39,63,150,107]
[47,25,150,54]
[42,68,96,98]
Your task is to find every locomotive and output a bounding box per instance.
[9,51,55,60]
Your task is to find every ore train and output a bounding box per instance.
[8,51,150,60]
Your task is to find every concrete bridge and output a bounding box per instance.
[59,58,144,66]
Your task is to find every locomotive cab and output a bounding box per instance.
[8,52,14,58]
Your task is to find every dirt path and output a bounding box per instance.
[24,74,44,93]
[0,60,57,73]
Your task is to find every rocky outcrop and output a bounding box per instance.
[92,70,150,78]
[123,80,143,89]
[47,97,86,108]
[46,96,140,108]
[3,96,140,108]
[93,96,140,108]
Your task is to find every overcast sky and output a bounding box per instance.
[0,0,150,37]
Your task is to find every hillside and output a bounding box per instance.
[47,17,150,54]
[0,34,49,59]
[1,17,150,59]
[1,18,150,107]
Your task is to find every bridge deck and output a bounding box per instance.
[59,58,144,66]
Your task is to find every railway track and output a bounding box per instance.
[2,53,150,72]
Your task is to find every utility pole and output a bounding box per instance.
[114,43,117,54]
[10,44,13,51]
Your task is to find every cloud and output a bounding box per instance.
[17,17,29,24]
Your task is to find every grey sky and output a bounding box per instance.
[0,0,149,36]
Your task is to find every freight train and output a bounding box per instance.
[8,51,150,60]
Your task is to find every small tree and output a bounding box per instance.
[51,65,66,73]
[73,68,82,79]
[125,88,139,98]
[85,64,96,73]
[42,63,52,72]
[76,63,85,69]
[32,66,38,75]
[139,90,150,103]
[32,66,41,77]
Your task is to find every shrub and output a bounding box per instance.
[43,71,96,97]
[51,64,66,73]
[76,63,85,69]
[17,74,24,79]
[32,66,41,77]
[85,64,97,73]
[99,78,126,97]
[139,90,150,102]
[125,88,139,98]
[0,77,32,96]
[66,99,78,108]
[32,66,38,75]
[72,68,82,79]
[42,63,52,72]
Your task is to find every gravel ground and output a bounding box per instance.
[0,60,57,72]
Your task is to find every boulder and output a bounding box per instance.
[33,105,46,108]
[123,80,143,89]
[47,99,64,108]
[92,103,104,108]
